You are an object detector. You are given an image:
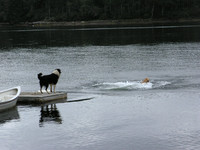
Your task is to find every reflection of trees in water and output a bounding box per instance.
[39,104,62,127]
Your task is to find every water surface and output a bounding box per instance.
[0,25,200,150]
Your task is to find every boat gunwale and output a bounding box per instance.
[0,86,21,105]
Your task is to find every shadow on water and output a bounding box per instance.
[0,107,20,124]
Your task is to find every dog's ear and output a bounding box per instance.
[57,69,61,73]
[38,73,43,80]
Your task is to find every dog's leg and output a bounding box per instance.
[40,85,43,94]
[46,85,49,94]
[53,85,56,93]
[50,84,52,93]
[40,88,43,94]
[46,89,49,94]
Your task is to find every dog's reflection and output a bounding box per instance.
[39,104,62,127]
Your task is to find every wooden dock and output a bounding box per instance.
[18,92,67,104]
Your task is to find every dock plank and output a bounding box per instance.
[18,92,67,104]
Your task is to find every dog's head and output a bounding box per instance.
[52,69,61,77]
[142,78,150,83]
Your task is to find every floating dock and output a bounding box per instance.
[18,92,67,104]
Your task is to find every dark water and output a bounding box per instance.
[1,25,200,47]
[0,24,200,150]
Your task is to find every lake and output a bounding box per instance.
[0,24,200,150]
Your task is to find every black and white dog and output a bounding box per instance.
[38,69,61,94]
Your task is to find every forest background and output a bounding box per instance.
[0,0,200,25]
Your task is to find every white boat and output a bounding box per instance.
[0,86,21,112]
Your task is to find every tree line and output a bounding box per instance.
[0,0,200,24]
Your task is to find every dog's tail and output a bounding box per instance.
[38,73,43,80]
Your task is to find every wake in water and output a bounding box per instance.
[92,80,171,91]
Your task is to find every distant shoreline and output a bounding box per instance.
[1,19,200,27]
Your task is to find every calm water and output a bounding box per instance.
[0,24,200,150]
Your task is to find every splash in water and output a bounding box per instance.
[92,81,171,90]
